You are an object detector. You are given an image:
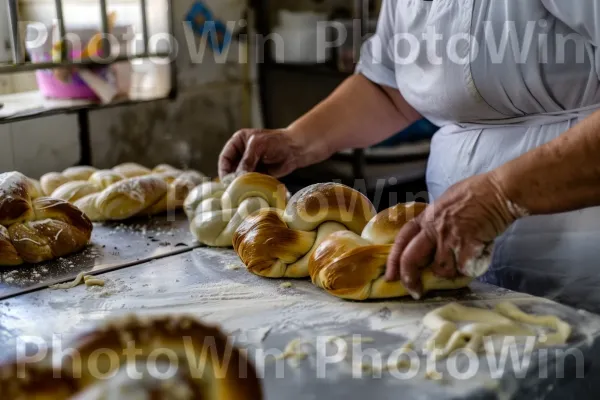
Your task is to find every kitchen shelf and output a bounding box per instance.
[0,89,170,124]
[1,0,177,166]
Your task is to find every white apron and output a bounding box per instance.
[356,0,600,313]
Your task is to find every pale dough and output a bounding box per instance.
[423,302,572,359]
[49,272,87,290]
[49,272,105,290]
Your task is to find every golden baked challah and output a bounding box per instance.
[0,315,263,399]
[185,172,288,247]
[233,182,377,278]
[40,163,207,222]
[309,202,473,300]
[0,172,92,267]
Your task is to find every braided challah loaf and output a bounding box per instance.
[309,202,473,300]
[40,166,98,196]
[233,183,377,278]
[0,172,92,266]
[0,315,262,399]
[185,172,288,247]
[74,175,169,221]
[40,163,207,222]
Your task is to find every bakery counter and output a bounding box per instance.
[0,212,199,299]
[1,247,600,399]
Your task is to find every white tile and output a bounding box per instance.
[10,114,79,178]
[0,124,14,173]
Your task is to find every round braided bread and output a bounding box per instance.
[233,183,377,278]
[185,172,288,247]
[309,202,473,300]
[0,315,262,399]
[0,172,93,266]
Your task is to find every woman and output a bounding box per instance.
[220,1,600,313]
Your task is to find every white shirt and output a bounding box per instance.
[357,0,600,311]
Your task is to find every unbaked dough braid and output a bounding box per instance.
[40,166,98,195]
[145,170,209,215]
[233,182,377,278]
[112,162,152,178]
[0,315,263,399]
[309,202,473,300]
[74,175,169,221]
[41,163,207,222]
[0,172,93,266]
[185,172,288,247]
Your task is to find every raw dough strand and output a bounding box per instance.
[494,302,572,346]
[423,303,534,359]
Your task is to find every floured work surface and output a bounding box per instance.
[1,248,599,399]
[0,212,198,299]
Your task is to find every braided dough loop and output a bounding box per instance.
[63,165,207,222]
[145,171,209,215]
[309,202,473,300]
[74,176,169,221]
[0,172,93,266]
[88,170,126,190]
[112,162,152,178]
[234,183,377,278]
[187,173,288,247]
[40,166,98,195]
[0,315,262,400]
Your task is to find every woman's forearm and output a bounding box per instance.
[286,74,422,167]
[492,110,600,216]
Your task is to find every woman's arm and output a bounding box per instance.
[492,109,600,215]
[219,74,422,177]
[288,74,423,165]
[385,109,600,299]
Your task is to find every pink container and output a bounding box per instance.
[31,52,109,100]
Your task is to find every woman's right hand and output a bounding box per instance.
[218,129,307,179]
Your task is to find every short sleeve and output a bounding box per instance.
[355,0,398,89]
[541,1,600,46]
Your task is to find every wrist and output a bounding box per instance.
[283,124,334,168]
[486,170,530,224]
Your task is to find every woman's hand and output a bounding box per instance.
[218,129,311,179]
[386,172,524,299]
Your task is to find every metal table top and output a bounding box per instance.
[1,247,599,399]
[0,212,199,299]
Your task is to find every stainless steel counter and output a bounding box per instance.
[0,212,199,299]
[1,246,599,399]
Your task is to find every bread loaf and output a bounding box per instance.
[51,181,101,203]
[233,183,376,278]
[41,164,207,222]
[185,172,287,247]
[0,172,93,266]
[40,166,98,195]
[75,176,169,221]
[145,171,209,215]
[88,170,125,189]
[309,203,473,300]
[112,162,152,178]
[0,315,263,399]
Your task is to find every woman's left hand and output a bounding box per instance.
[385,172,523,299]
